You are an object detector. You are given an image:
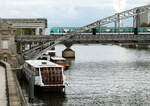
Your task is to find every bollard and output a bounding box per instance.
[29,75,35,103]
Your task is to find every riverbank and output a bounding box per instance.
[0,61,28,106]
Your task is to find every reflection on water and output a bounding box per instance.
[22,44,150,106]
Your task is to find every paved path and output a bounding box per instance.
[0,66,7,106]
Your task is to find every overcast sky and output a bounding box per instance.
[0,0,149,27]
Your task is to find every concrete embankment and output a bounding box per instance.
[0,66,7,106]
[0,61,28,106]
[120,43,150,49]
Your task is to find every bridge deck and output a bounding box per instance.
[0,66,7,106]
[16,34,150,43]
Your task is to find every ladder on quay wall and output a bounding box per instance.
[23,4,150,60]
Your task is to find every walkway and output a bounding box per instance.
[0,66,7,106]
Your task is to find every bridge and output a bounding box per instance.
[16,34,150,44]
[15,4,150,60]
[0,4,150,61]
[16,34,150,59]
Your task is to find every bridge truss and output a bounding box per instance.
[21,4,150,60]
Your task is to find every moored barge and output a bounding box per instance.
[50,56,70,69]
[39,50,70,69]
[23,60,66,92]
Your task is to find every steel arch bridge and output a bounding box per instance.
[18,4,150,60]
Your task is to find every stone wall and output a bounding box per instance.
[0,20,18,67]
[0,60,28,106]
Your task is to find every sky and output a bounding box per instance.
[0,0,150,28]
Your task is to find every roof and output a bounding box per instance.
[51,56,66,60]
[45,50,56,54]
[2,18,47,28]
[25,60,63,68]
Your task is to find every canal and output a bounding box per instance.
[22,44,150,106]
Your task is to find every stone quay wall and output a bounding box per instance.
[0,60,28,106]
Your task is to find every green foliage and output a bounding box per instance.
[15,28,35,35]
[141,23,149,27]
[16,41,21,53]
[24,28,35,35]
[16,29,22,35]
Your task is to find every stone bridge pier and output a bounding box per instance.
[62,42,75,58]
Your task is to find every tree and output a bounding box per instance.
[141,23,149,27]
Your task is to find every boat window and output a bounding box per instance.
[40,68,44,71]
[52,60,56,62]
[42,57,47,60]
[143,28,146,32]
[35,68,39,76]
[48,52,55,56]
[57,67,61,71]
[48,67,51,71]
[56,60,64,63]
[36,68,39,71]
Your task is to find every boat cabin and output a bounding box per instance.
[45,50,56,57]
[24,60,65,89]
[50,56,70,69]
[38,50,56,60]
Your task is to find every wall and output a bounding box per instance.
[0,20,18,67]
[0,60,28,106]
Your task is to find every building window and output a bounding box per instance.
[2,40,8,49]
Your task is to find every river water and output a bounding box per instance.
[22,44,150,106]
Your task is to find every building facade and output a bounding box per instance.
[0,20,18,67]
[139,9,150,26]
[2,18,47,35]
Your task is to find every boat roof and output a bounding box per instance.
[41,55,49,57]
[51,56,66,60]
[46,50,56,53]
[25,60,63,68]
[42,50,56,55]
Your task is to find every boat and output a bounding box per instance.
[39,50,70,69]
[23,60,66,92]
[50,56,70,69]
[45,50,56,56]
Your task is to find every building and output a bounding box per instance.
[2,18,47,35]
[139,10,150,26]
[0,20,18,67]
